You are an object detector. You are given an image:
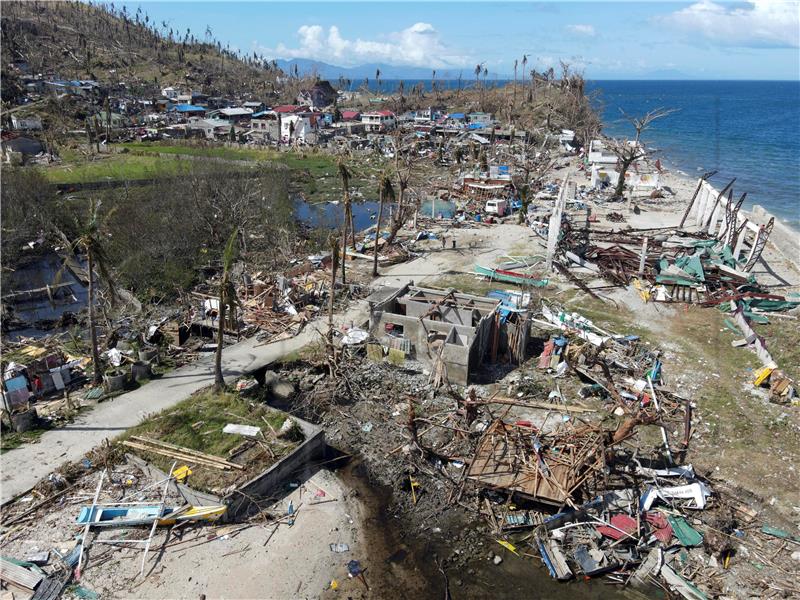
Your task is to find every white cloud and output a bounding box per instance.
[261,22,468,68]
[566,24,596,37]
[660,0,799,48]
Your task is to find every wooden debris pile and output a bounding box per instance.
[466,419,606,508]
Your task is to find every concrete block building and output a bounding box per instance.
[366,285,502,385]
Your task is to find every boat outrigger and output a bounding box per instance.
[474,264,549,287]
[76,504,226,527]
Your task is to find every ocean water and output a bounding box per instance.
[363,79,798,229]
[587,80,800,230]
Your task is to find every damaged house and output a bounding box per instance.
[297,80,337,109]
[366,285,528,385]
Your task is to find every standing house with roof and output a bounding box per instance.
[339,110,361,122]
[215,107,254,124]
[170,104,206,120]
[250,111,281,140]
[186,118,232,140]
[242,101,267,113]
[10,115,43,131]
[467,112,493,129]
[44,79,99,97]
[361,110,396,132]
[297,81,337,109]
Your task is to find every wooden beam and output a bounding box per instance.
[0,558,43,590]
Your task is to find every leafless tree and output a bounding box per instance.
[385,131,423,245]
[373,173,395,277]
[608,108,677,197]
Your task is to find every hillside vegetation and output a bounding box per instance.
[1,0,284,101]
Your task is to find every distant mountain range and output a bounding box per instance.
[275,59,699,83]
[275,59,498,82]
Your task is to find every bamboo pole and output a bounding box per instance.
[140,462,175,576]
[129,436,241,468]
[76,471,105,579]
[121,440,241,470]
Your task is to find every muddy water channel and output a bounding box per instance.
[337,459,648,600]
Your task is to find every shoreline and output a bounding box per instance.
[664,159,800,237]
[614,136,800,260]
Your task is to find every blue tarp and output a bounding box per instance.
[172,104,205,113]
[449,113,465,120]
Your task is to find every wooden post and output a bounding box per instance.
[76,471,106,579]
[679,171,717,228]
[647,377,673,466]
[545,173,569,272]
[638,237,649,278]
[140,462,176,576]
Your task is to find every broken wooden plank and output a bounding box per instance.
[1,557,44,590]
[129,437,244,469]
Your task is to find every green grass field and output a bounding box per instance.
[39,153,190,184]
[118,142,337,177]
[119,389,298,491]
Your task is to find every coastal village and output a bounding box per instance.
[1,2,800,599]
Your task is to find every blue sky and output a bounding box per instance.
[120,1,800,79]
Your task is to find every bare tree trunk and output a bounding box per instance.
[340,202,348,285]
[373,186,385,277]
[614,158,633,198]
[214,279,227,392]
[328,235,339,340]
[87,251,102,385]
[349,204,356,250]
[385,184,406,246]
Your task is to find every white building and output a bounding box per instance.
[281,114,315,143]
[361,110,396,133]
[161,86,179,100]
[587,140,617,165]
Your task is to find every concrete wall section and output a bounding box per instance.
[224,418,326,520]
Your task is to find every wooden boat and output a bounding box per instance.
[474,264,549,287]
[159,504,227,525]
[76,504,226,527]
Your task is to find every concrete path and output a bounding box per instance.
[1,223,521,504]
[1,305,367,504]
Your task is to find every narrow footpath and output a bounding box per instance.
[1,305,366,504]
[1,224,526,504]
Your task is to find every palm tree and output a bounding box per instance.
[214,228,239,393]
[337,161,354,284]
[66,200,118,386]
[513,59,518,108]
[373,173,395,277]
[375,68,381,94]
[522,55,529,102]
